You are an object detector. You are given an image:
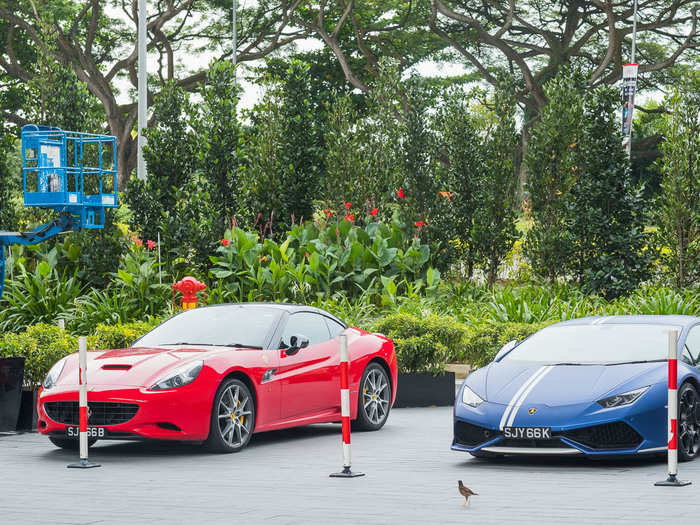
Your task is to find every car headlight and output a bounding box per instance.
[43,359,66,390]
[597,386,649,409]
[461,385,485,407]
[150,361,203,391]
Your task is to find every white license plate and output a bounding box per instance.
[503,426,552,439]
[66,426,105,438]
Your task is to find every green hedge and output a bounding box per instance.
[373,313,555,372]
[0,320,161,389]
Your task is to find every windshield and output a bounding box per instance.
[134,306,282,349]
[503,324,682,364]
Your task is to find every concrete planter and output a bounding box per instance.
[0,357,25,431]
[16,390,38,431]
[394,371,456,408]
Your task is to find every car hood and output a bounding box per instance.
[483,360,666,406]
[55,345,229,388]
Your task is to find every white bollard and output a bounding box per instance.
[654,330,689,486]
[67,336,101,469]
[330,333,364,478]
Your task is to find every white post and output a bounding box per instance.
[137,0,148,180]
[654,329,689,486]
[67,336,101,468]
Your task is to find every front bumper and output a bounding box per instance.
[38,382,215,442]
[452,397,667,456]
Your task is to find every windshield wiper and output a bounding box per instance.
[160,342,219,346]
[225,343,263,350]
[604,359,667,365]
[550,359,666,366]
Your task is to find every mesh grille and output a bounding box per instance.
[454,421,496,447]
[499,438,570,449]
[44,401,138,426]
[563,422,643,450]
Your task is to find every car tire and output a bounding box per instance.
[48,436,98,450]
[353,362,391,431]
[677,382,700,462]
[205,378,256,453]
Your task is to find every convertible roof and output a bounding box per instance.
[552,315,699,329]
[198,302,348,328]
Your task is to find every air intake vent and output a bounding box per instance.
[102,364,132,370]
[44,401,138,426]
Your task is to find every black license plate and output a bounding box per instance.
[66,426,105,438]
[503,426,551,439]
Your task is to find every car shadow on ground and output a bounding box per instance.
[37,423,342,462]
[455,452,668,471]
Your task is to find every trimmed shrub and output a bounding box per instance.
[373,313,468,373]
[89,320,162,350]
[461,321,554,368]
[0,324,78,389]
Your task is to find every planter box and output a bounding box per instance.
[0,357,25,431]
[394,371,456,408]
[16,390,38,431]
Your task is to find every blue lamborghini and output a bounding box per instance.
[453,316,700,460]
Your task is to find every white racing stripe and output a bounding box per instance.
[505,366,554,428]
[498,366,549,430]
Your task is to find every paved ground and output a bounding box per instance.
[1,407,699,525]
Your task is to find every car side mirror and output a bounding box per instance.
[285,334,310,356]
[494,340,518,362]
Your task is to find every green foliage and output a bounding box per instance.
[461,322,553,368]
[373,313,468,373]
[0,324,77,389]
[652,72,700,287]
[472,82,520,284]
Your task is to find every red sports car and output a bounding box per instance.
[37,303,397,452]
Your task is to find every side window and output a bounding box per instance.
[325,318,345,339]
[280,313,331,348]
[685,326,700,366]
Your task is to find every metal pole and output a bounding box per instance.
[137,0,147,180]
[631,0,638,64]
[655,330,690,486]
[157,232,162,285]
[67,337,101,469]
[625,0,639,156]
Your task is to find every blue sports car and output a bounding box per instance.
[453,316,700,460]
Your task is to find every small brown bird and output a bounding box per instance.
[458,480,478,507]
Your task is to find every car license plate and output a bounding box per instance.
[503,426,551,439]
[66,426,105,438]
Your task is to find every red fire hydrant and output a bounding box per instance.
[172,277,207,310]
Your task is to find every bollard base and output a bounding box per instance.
[330,466,365,478]
[67,459,101,469]
[654,475,691,487]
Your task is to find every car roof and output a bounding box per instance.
[194,302,348,328]
[551,315,699,329]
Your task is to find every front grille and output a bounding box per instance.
[454,421,496,447]
[563,422,643,450]
[500,438,570,449]
[44,401,139,426]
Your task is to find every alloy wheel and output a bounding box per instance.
[679,385,700,459]
[362,368,390,425]
[216,383,253,448]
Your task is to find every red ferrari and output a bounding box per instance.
[37,303,397,452]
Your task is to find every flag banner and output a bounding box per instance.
[622,64,639,145]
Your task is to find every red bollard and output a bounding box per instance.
[330,333,364,478]
[655,330,690,487]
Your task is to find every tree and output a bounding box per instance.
[566,84,650,298]
[471,83,519,285]
[0,130,16,230]
[0,0,307,186]
[524,68,584,280]
[653,72,700,287]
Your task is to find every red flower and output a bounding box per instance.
[415,221,425,228]
[133,238,143,247]
[370,208,378,217]
[397,188,405,199]
[257,212,263,218]
[344,213,355,222]
[345,202,352,209]
[305,252,310,258]
[221,238,230,246]
[323,208,334,218]
[146,240,156,250]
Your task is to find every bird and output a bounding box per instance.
[458,480,478,507]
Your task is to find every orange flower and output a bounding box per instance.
[133,238,143,247]
[146,240,156,250]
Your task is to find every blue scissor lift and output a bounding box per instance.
[0,125,119,300]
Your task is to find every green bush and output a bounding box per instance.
[0,324,78,389]
[461,321,554,368]
[89,320,161,350]
[373,313,468,374]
